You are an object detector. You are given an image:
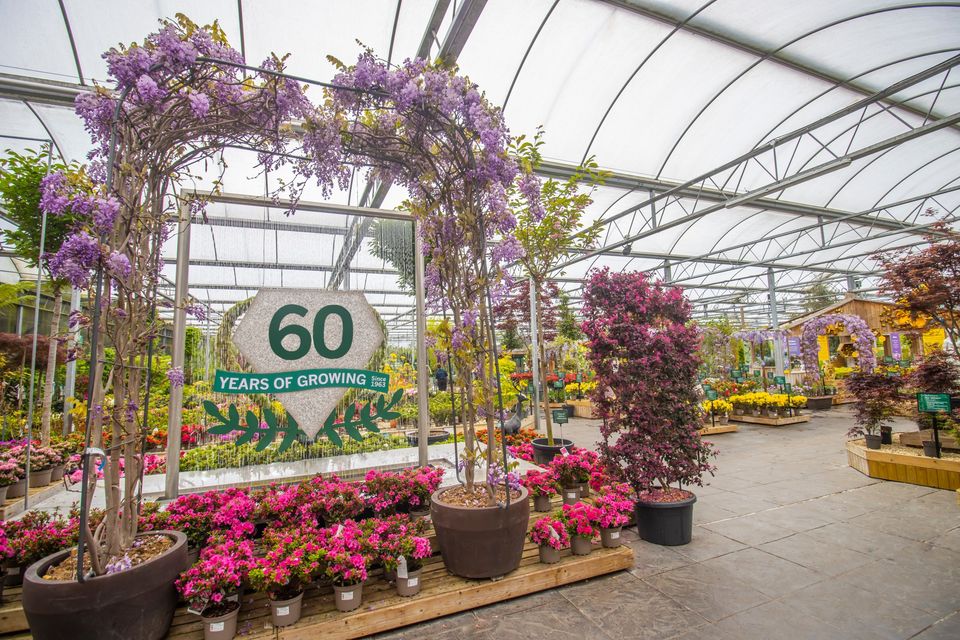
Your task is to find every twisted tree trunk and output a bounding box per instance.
[40,286,62,445]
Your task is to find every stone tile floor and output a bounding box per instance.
[375,407,960,639]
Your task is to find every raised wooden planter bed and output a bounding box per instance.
[730,414,810,427]
[846,439,960,491]
[699,423,739,436]
[567,399,595,419]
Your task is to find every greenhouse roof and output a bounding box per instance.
[1,0,958,338]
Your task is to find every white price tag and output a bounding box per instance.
[408,577,419,587]
[397,555,408,580]
[610,531,620,539]
[341,591,354,601]
[560,447,569,457]
[276,606,290,616]
[566,491,576,499]
[549,526,560,540]
[334,524,344,538]
[209,622,225,632]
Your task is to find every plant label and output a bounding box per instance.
[566,491,577,499]
[397,555,408,579]
[560,447,569,456]
[549,526,560,540]
[610,531,619,539]
[408,577,419,587]
[209,622,225,632]
[334,524,344,538]
[917,393,952,413]
[774,375,786,384]
[341,591,353,601]
[276,606,290,616]
[187,607,204,616]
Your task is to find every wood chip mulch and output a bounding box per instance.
[43,534,174,581]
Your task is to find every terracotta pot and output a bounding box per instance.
[577,482,591,498]
[430,485,529,579]
[29,467,53,488]
[600,526,623,548]
[571,536,592,556]
[200,603,239,640]
[538,545,561,564]
[864,434,882,450]
[533,494,552,512]
[561,486,581,506]
[635,494,697,546]
[531,438,575,465]
[333,583,363,612]
[22,530,188,640]
[395,569,421,597]
[269,591,304,626]
[49,464,66,483]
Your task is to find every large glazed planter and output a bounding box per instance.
[531,438,574,465]
[22,530,188,640]
[430,485,529,579]
[635,494,697,546]
[805,396,834,411]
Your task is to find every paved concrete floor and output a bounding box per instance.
[377,407,960,639]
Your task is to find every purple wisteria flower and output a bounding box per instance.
[105,251,132,278]
[801,314,876,380]
[47,231,100,288]
[166,366,185,388]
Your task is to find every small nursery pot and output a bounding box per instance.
[49,464,66,483]
[333,583,363,612]
[269,592,303,627]
[395,569,422,597]
[880,426,893,445]
[562,486,581,506]
[533,494,552,512]
[28,468,53,488]
[922,440,939,457]
[538,545,561,564]
[201,603,239,640]
[864,434,882,450]
[3,563,23,587]
[7,478,26,500]
[410,508,430,521]
[600,527,623,548]
[577,482,591,498]
[571,536,592,556]
[0,485,8,504]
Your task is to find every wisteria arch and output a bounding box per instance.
[800,313,877,382]
[42,18,540,572]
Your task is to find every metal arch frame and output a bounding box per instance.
[502,0,560,110]
[56,0,84,85]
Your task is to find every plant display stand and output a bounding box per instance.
[698,423,739,436]
[847,439,960,491]
[730,414,810,427]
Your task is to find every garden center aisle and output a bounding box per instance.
[375,407,960,640]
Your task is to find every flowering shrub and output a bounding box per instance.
[3,443,61,471]
[300,474,366,524]
[594,484,633,529]
[529,517,569,550]
[378,530,432,573]
[558,502,601,539]
[249,529,322,599]
[582,268,715,493]
[508,442,535,462]
[476,426,538,447]
[522,470,560,498]
[316,520,367,586]
[363,469,408,515]
[4,510,77,566]
[176,538,255,612]
[548,449,597,487]
[400,466,444,510]
[0,520,15,565]
[0,456,23,487]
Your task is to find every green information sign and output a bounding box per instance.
[917,393,952,413]
[783,382,792,393]
[552,408,569,424]
[766,371,774,379]
[706,389,718,401]
[774,375,786,385]
[213,368,389,394]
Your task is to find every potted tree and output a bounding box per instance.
[529,516,568,564]
[846,371,900,449]
[909,350,960,449]
[582,268,716,546]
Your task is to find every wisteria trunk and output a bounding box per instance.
[40,286,62,445]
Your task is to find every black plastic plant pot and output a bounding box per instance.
[564,404,575,418]
[864,434,882,450]
[634,494,697,546]
[531,438,575,465]
[922,440,938,457]
[880,426,893,445]
[805,396,834,411]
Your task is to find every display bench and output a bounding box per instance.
[699,423,739,436]
[730,414,810,427]
[0,482,64,520]
[0,495,633,639]
[847,439,960,491]
[567,400,595,419]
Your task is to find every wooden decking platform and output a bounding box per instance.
[847,439,960,491]
[699,423,739,436]
[0,482,65,521]
[730,414,810,427]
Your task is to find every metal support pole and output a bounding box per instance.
[767,268,785,377]
[23,145,52,510]
[529,276,541,432]
[413,221,430,467]
[164,204,191,499]
[846,274,858,294]
[62,287,81,435]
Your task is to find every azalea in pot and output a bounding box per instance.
[594,483,633,548]
[380,532,431,597]
[582,268,716,547]
[175,538,254,640]
[249,529,321,627]
[529,516,569,564]
[400,466,445,516]
[0,455,24,502]
[317,521,368,612]
[558,502,601,556]
[522,470,560,512]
